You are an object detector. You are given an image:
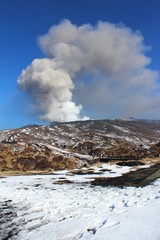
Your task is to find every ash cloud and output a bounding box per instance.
[18,19,160,122]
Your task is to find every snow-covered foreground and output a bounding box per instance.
[0,166,160,240]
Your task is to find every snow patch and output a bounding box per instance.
[0,175,160,240]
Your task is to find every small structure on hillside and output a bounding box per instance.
[100,156,141,162]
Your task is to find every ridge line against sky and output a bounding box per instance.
[0,0,160,130]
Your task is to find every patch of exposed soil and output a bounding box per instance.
[116,161,145,166]
[92,163,160,187]
[54,179,73,184]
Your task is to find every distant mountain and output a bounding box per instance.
[128,117,160,124]
[0,119,160,172]
[21,124,42,128]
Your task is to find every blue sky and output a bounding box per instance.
[0,0,160,129]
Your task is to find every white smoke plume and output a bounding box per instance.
[18,19,160,122]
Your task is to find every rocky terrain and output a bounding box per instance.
[0,119,160,173]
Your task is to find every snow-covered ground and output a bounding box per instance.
[0,165,160,240]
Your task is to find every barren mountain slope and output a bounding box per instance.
[0,119,160,172]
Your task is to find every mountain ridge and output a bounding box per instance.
[0,119,160,173]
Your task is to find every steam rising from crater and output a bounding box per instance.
[18,19,160,122]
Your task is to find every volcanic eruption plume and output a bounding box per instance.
[17,19,160,122]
